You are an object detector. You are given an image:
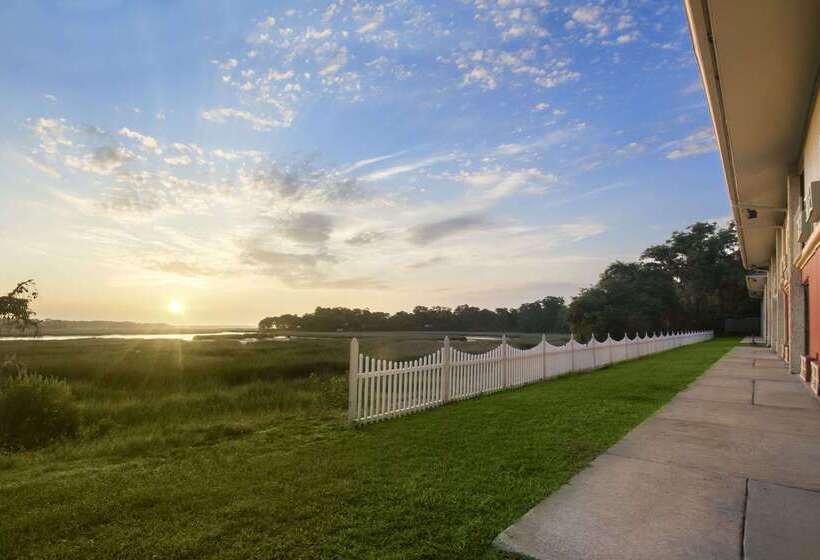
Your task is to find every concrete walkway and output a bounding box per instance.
[494,344,820,559]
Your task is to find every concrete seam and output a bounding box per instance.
[740,478,749,560]
[606,451,820,495]
[653,414,819,439]
[603,450,747,481]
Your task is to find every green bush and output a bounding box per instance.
[0,359,79,451]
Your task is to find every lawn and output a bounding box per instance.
[0,336,737,559]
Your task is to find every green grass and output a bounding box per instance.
[0,337,737,559]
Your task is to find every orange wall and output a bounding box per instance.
[802,251,820,359]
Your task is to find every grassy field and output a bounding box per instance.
[0,336,737,559]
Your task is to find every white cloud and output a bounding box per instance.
[118,127,161,154]
[30,117,73,154]
[163,154,192,166]
[456,49,579,92]
[359,154,456,181]
[25,157,61,178]
[473,0,549,42]
[615,31,639,44]
[457,167,558,200]
[64,146,132,175]
[170,142,204,157]
[566,5,640,46]
[663,128,716,159]
[356,9,385,34]
[211,148,263,162]
[340,150,407,174]
[616,15,634,31]
[267,69,294,81]
[462,66,498,90]
[615,142,646,157]
[345,230,389,245]
[200,107,280,130]
[219,58,239,71]
[557,222,607,241]
[570,6,608,35]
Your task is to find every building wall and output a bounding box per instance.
[801,252,820,359]
[796,82,820,360]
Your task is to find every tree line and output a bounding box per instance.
[259,222,758,338]
[258,297,569,334]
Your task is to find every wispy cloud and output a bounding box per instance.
[201,107,282,130]
[339,150,407,174]
[410,213,494,245]
[663,127,716,159]
[118,127,161,154]
[359,153,456,181]
[457,167,558,201]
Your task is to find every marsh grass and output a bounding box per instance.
[0,336,736,559]
[0,336,502,461]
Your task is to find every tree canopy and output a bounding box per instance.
[0,280,39,334]
[568,222,756,338]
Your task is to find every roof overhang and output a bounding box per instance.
[684,0,820,269]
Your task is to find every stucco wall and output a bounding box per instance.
[801,254,820,359]
[799,84,820,358]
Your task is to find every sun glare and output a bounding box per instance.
[167,300,184,314]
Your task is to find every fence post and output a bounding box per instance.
[570,335,576,372]
[590,333,597,368]
[541,333,547,380]
[348,337,359,423]
[502,334,509,387]
[608,333,613,364]
[441,336,451,403]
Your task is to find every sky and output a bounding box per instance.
[0,0,728,326]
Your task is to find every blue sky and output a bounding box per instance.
[0,0,727,324]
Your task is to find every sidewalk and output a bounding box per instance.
[494,344,820,559]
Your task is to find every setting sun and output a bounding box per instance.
[167,300,184,314]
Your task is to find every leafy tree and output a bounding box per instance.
[517,296,569,333]
[568,262,680,340]
[641,221,757,331]
[569,222,756,337]
[0,280,39,334]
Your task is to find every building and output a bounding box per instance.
[685,0,820,392]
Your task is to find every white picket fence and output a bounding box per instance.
[348,330,713,423]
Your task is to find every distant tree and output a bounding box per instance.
[258,317,276,330]
[641,221,757,331]
[0,280,39,334]
[568,262,680,340]
[257,297,572,333]
[517,296,569,333]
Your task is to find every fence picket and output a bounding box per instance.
[346,330,715,424]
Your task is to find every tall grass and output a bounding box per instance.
[0,336,514,462]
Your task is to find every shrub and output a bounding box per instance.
[0,360,79,451]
